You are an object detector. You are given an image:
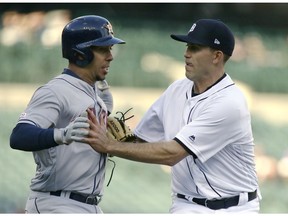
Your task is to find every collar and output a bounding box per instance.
[187,73,234,100]
[62,68,95,89]
[192,73,227,97]
[62,68,82,79]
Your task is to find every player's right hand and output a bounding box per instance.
[54,111,90,145]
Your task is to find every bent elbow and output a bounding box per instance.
[10,128,21,150]
[9,123,28,150]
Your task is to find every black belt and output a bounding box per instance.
[50,191,100,205]
[177,190,257,210]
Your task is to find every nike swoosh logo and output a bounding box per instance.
[64,129,68,136]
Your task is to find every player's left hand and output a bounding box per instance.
[54,111,90,145]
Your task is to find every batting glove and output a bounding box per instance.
[96,80,113,115]
[54,111,90,145]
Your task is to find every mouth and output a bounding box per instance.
[185,63,193,70]
[103,66,109,73]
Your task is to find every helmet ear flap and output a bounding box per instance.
[71,48,94,67]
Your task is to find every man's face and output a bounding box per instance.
[184,44,215,81]
[87,46,114,82]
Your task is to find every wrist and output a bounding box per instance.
[53,128,65,145]
[106,138,118,154]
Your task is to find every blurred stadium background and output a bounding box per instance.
[1,2,288,213]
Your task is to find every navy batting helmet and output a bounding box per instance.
[62,15,125,67]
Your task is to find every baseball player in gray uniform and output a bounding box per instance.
[79,19,261,213]
[9,15,125,213]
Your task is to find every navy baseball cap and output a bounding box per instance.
[171,19,235,56]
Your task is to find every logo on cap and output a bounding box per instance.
[189,23,196,33]
[214,38,220,44]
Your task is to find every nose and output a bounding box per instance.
[107,51,113,62]
[184,47,191,58]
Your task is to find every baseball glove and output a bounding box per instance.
[107,108,136,142]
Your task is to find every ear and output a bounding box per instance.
[71,48,94,67]
[212,50,224,64]
[72,48,86,60]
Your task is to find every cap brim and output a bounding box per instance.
[171,34,190,43]
[77,36,125,48]
[171,34,203,46]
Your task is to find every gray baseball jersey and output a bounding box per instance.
[134,74,260,202]
[18,71,108,195]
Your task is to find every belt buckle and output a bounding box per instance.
[86,195,98,205]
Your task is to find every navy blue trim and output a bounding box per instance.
[185,157,200,194]
[195,159,222,197]
[62,68,82,79]
[10,123,58,151]
[62,68,96,90]
[173,137,197,159]
[19,119,40,127]
[186,96,208,124]
[92,153,107,193]
[186,83,235,124]
[192,73,227,97]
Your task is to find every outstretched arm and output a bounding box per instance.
[81,109,189,166]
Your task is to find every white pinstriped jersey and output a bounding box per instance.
[134,74,259,199]
[18,71,108,195]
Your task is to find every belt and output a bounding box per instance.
[177,190,257,210]
[50,191,100,205]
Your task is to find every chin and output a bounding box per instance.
[185,73,195,81]
[96,76,105,81]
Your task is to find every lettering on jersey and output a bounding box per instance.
[189,135,196,142]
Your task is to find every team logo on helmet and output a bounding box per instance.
[104,23,114,36]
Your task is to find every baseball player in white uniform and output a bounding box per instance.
[9,15,125,213]
[79,18,261,213]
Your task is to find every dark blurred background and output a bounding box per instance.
[1,3,288,28]
[1,2,288,213]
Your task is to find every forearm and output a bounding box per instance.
[10,123,58,151]
[106,140,188,166]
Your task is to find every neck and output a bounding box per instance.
[68,64,94,86]
[193,73,226,95]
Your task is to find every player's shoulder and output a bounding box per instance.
[45,73,84,91]
[171,77,191,85]
[167,78,192,91]
[33,74,74,96]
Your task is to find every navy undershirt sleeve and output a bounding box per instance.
[10,123,59,151]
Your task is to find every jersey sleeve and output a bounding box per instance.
[134,95,166,142]
[175,96,245,163]
[18,86,61,128]
[135,78,190,143]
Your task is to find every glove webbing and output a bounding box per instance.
[115,108,134,134]
[114,108,135,142]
